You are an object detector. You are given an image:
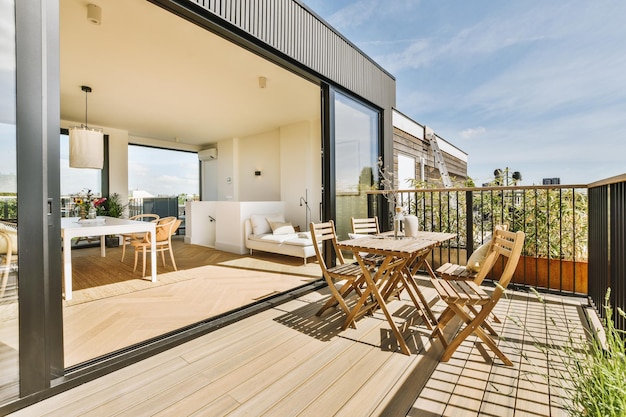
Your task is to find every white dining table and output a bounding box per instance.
[61,216,156,300]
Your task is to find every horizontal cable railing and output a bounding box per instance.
[368,184,589,295]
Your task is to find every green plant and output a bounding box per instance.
[511,288,626,416]
[563,289,626,416]
[96,193,126,218]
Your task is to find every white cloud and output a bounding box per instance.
[460,127,486,139]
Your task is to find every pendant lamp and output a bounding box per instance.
[69,85,104,169]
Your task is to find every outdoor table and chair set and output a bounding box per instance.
[309,217,525,365]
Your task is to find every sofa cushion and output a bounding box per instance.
[247,232,314,247]
[250,213,284,236]
[283,233,314,247]
[269,221,295,235]
[248,233,295,244]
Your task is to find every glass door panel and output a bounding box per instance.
[333,91,379,240]
[0,0,19,405]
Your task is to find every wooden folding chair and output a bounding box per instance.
[350,217,380,235]
[311,221,365,329]
[350,216,386,266]
[435,224,510,330]
[430,229,525,365]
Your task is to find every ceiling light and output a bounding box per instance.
[87,4,102,25]
[69,85,104,169]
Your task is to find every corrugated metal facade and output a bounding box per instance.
[182,0,396,113]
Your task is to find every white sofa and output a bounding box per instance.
[244,214,319,264]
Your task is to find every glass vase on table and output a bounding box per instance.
[393,206,404,239]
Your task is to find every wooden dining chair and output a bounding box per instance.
[120,213,160,262]
[430,228,525,366]
[435,224,509,285]
[310,220,365,329]
[350,216,387,266]
[350,216,380,235]
[130,216,181,276]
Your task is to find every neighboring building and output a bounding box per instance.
[392,110,468,188]
[3,0,397,412]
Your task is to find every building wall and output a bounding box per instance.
[392,111,468,187]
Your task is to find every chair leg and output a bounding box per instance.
[142,246,147,277]
[160,247,166,267]
[1,255,10,298]
[121,240,127,262]
[168,246,177,271]
[439,303,512,366]
[316,280,357,317]
[133,249,139,272]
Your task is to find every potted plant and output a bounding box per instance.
[97,193,127,247]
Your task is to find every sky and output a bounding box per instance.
[304,0,626,186]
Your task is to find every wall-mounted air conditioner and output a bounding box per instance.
[198,148,217,161]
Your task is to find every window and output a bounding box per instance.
[128,145,199,199]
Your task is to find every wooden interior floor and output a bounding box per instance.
[62,238,324,366]
[7,283,589,417]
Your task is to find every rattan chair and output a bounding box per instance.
[121,213,160,262]
[130,216,181,276]
[0,221,18,298]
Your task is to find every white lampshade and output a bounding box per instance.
[69,127,104,169]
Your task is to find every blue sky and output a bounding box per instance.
[305,0,626,185]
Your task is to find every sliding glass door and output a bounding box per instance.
[0,0,19,405]
[332,90,381,240]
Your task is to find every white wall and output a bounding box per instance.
[238,129,281,201]
[216,139,236,201]
[280,120,321,231]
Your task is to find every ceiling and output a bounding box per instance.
[60,0,320,148]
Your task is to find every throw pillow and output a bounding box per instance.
[465,239,491,273]
[269,221,295,235]
[250,214,272,235]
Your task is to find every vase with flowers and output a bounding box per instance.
[73,189,106,220]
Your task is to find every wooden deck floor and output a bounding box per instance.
[8,277,589,417]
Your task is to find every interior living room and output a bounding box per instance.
[2,0,398,411]
[55,0,326,366]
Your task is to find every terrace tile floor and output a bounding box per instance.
[8,278,590,416]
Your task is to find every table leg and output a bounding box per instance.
[351,253,412,355]
[62,235,73,300]
[100,235,106,257]
[405,252,439,328]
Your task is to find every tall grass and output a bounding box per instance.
[563,289,626,416]
[513,288,626,416]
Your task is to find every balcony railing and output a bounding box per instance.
[366,175,626,331]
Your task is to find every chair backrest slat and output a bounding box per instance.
[310,220,346,271]
[489,229,525,300]
[351,217,380,235]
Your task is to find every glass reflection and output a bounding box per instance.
[0,0,19,406]
[334,91,379,240]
